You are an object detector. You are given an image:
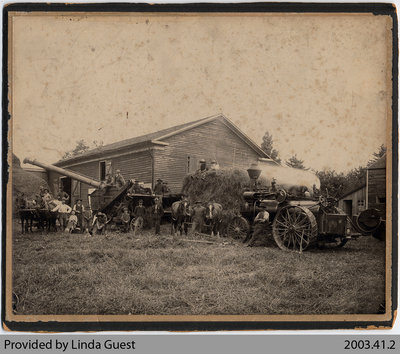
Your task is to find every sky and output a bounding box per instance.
[10,12,391,172]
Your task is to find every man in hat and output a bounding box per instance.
[73,199,85,231]
[120,207,131,233]
[42,188,53,209]
[247,203,270,247]
[152,197,164,235]
[133,199,146,236]
[196,159,207,173]
[83,205,93,233]
[190,200,206,234]
[114,169,126,189]
[153,178,164,196]
[91,211,108,235]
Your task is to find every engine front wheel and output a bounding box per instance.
[227,216,250,240]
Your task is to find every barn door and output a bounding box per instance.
[71,180,81,206]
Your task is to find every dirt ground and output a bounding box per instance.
[11,220,386,316]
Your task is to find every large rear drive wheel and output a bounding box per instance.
[272,205,318,252]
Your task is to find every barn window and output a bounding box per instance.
[376,196,386,204]
[358,200,365,207]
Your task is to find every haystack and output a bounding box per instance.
[182,168,267,212]
[12,154,49,198]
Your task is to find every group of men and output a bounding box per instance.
[120,196,164,235]
[104,169,126,189]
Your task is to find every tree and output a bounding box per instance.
[343,166,365,190]
[368,144,386,166]
[260,131,281,163]
[62,139,90,159]
[285,155,306,169]
[316,170,346,197]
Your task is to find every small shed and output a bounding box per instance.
[338,154,386,218]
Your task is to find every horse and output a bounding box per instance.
[16,195,36,233]
[171,200,191,236]
[205,202,223,237]
[35,198,60,233]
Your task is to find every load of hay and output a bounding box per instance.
[181,168,268,212]
[12,153,49,199]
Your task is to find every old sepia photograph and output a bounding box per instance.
[4,3,397,330]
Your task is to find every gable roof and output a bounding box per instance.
[339,182,366,200]
[367,154,386,170]
[56,114,270,166]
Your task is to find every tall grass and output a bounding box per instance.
[12,222,385,315]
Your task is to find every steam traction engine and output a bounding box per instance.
[229,163,382,252]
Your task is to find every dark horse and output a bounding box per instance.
[205,202,223,237]
[16,194,35,233]
[171,200,191,236]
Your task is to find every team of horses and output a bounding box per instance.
[16,194,60,233]
[171,200,224,237]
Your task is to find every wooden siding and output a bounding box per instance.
[338,187,367,217]
[368,168,386,217]
[48,150,152,206]
[154,119,262,193]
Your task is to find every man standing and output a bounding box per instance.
[153,179,164,195]
[73,199,85,231]
[191,201,206,234]
[133,199,146,236]
[57,189,70,203]
[52,200,72,231]
[152,197,164,235]
[83,205,93,233]
[120,207,131,233]
[114,169,126,189]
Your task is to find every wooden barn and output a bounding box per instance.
[338,154,386,218]
[49,114,271,206]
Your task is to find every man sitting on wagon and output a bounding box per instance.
[247,203,270,247]
[153,178,164,195]
[114,169,126,189]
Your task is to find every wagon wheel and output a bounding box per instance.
[272,205,317,252]
[227,216,250,240]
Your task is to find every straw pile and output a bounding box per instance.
[12,154,49,198]
[182,168,267,211]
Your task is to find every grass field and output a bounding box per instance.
[12,221,386,315]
